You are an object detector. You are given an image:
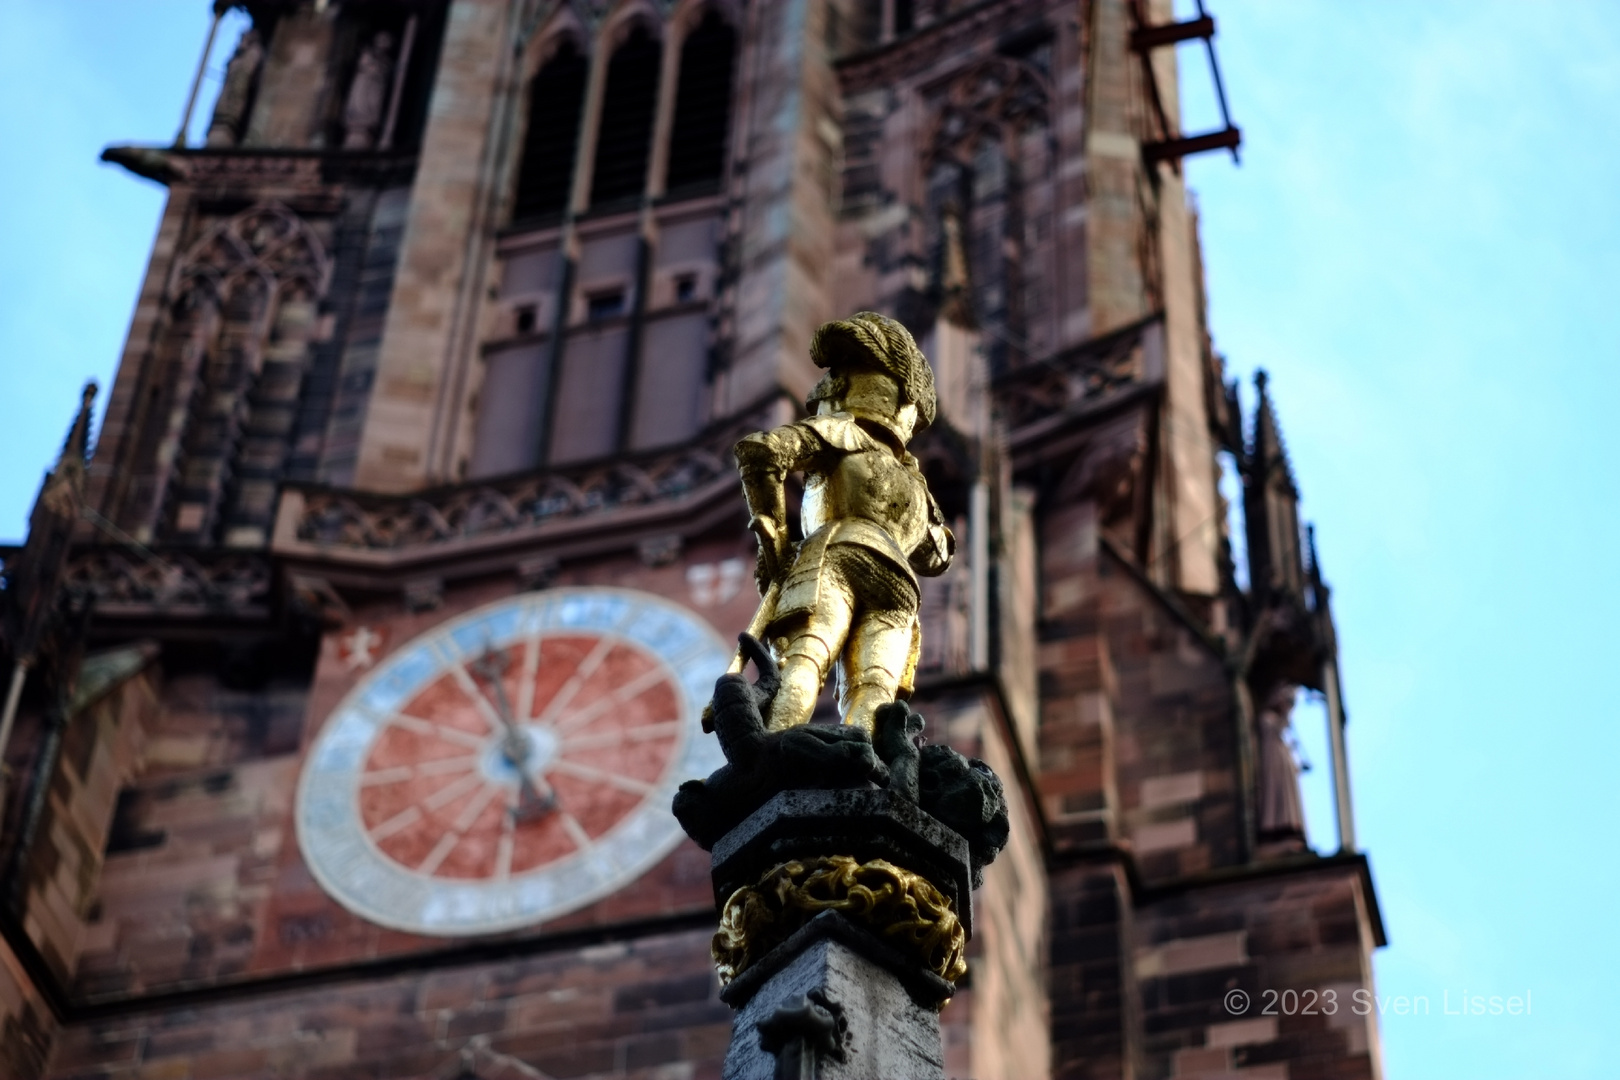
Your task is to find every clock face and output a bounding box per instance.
[296,588,728,936]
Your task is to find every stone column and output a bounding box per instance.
[674,643,1008,1079]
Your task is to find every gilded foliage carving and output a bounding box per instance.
[712,856,968,987]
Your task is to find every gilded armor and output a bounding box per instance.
[733,312,955,733]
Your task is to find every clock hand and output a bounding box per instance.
[470,646,558,823]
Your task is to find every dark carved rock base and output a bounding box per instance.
[676,635,1010,888]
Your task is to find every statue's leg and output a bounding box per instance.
[767,588,854,731]
[837,609,915,735]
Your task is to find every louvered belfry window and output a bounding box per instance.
[589,25,663,207]
[513,40,588,222]
[665,11,736,193]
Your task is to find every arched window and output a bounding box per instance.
[513,40,588,222]
[589,25,663,206]
[169,276,270,542]
[115,283,217,539]
[221,281,319,545]
[664,11,737,193]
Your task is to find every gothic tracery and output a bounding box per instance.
[923,55,1057,371]
[113,204,333,545]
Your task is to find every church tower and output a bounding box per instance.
[0,2,1384,1078]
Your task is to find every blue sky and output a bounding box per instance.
[2,2,1616,1076]
[1178,1,1620,1074]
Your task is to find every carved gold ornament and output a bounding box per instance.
[712,856,968,986]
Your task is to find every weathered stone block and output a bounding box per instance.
[721,918,945,1080]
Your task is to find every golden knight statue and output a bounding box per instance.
[732,311,955,735]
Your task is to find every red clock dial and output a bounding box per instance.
[298,588,730,936]
[355,634,682,881]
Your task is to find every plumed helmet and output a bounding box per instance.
[809,311,937,431]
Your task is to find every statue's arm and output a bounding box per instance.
[910,487,956,578]
[733,424,824,588]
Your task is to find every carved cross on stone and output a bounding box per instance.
[756,991,846,1080]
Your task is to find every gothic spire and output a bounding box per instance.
[60,381,96,470]
[1250,369,1298,496]
[4,382,96,662]
[1243,370,1305,606]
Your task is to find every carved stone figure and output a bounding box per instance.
[1257,681,1307,844]
[341,31,396,150]
[733,312,956,734]
[206,28,265,148]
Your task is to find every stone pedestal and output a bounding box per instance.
[675,670,1007,1080]
[720,912,947,1080]
[707,790,971,1080]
